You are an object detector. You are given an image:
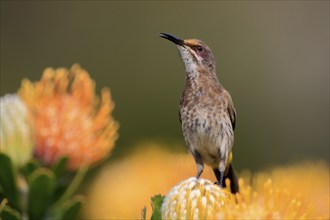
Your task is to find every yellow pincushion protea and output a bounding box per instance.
[83,144,329,219]
[161,177,319,220]
[19,64,119,170]
[162,162,329,219]
[161,177,231,220]
[217,178,312,219]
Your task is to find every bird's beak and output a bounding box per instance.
[160,33,185,47]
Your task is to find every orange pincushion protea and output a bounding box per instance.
[19,64,118,170]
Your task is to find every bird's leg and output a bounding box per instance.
[218,171,225,188]
[213,168,226,188]
[213,169,225,188]
[214,159,227,189]
[193,151,204,179]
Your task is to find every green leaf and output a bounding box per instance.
[150,194,164,220]
[27,168,55,220]
[0,201,21,220]
[0,153,21,212]
[141,206,147,220]
[53,195,84,220]
[51,157,69,179]
[21,160,39,179]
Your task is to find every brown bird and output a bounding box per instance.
[160,33,239,193]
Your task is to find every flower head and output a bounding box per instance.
[0,94,34,167]
[83,143,329,219]
[162,177,231,219]
[162,162,329,219]
[217,178,313,219]
[19,64,118,170]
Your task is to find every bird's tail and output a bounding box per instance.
[224,163,239,194]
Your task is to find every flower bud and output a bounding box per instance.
[0,94,34,167]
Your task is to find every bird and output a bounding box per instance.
[160,33,239,193]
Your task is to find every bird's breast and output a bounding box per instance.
[179,93,234,165]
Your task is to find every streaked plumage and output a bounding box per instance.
[161,33,239,193]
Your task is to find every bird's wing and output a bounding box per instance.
[227,101,236,131]
[179,110,182,124]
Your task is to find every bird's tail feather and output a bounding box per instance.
[224,163,239,194]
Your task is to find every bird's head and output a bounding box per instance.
[160,33,216,74]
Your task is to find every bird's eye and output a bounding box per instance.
[196,46,203,52]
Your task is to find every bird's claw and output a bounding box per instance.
[214,181,224,188]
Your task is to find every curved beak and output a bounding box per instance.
[160,33,185,47]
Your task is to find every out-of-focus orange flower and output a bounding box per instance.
[19,64,118,170]
[83,142,329,219]
[84,142,212,219]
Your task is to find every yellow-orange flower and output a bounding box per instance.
[83,142,329,219]
[235,162,329,219]
[216,178,311,219]
[163,173,326,219]
[19,64,118,170]
[84,142,212,219]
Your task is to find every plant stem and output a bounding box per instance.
[53,166,88,209]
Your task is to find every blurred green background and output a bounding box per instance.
[1,1,329,171]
